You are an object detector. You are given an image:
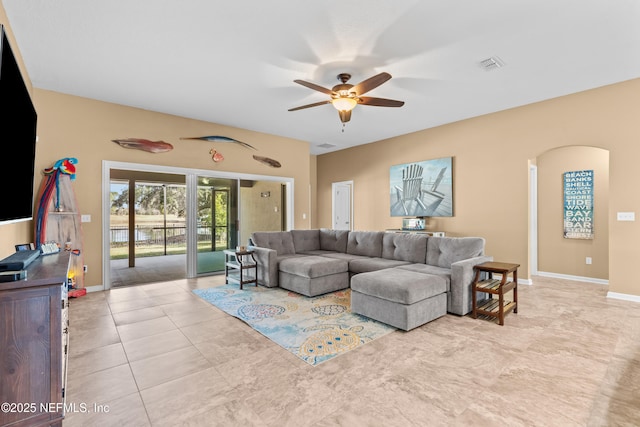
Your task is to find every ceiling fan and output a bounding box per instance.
[288,72,405,124]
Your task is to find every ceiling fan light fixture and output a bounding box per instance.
[331,97,358,111]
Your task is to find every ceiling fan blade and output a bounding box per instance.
[293,79,336,96]
[351,72,392,96]
[359,96,405,107]
[288,100,332,111]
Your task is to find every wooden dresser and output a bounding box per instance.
[0,251,70,427]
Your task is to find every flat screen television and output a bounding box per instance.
[0,24,38,225]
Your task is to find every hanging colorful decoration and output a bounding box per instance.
[35,157,78,247]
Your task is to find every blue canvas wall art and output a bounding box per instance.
[390,157,453,217]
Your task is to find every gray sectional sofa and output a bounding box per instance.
[249,229,492,331]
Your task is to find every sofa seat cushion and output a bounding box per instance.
[351,269,447,305]
[276,254,306,263]
[348,257,411,275]
[278,256,348,279]
[397,263,452,290]
[318,252,373,262]
[297,250,344,256]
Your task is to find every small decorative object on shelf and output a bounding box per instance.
[40,241,61,255]
[224,249,257,290]
[472,261,519,325]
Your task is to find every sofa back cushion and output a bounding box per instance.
[427,237,485,268]
[251,231,296,255]
[291,229,321,252]
[347,231,384,257]
[319,229,349,252]
[382,233,428,263]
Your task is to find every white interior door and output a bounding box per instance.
[332,181,353,230]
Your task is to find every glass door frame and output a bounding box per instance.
[102,160,294,290]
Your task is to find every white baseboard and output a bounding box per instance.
[606,292,640,303]
[535,271,608,285]
[85,285,104,293]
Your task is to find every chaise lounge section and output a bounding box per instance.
[249,229,492,330]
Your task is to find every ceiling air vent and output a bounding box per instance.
[479,56,504,71]
[317,143,336,149]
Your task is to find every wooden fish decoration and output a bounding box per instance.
[180,135,257,150]
[253,155,281,168]
[209,149,224,163]
[112,138,173,153]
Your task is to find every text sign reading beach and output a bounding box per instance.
[563,170,594,239]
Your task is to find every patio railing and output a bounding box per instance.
[110,224,228,258]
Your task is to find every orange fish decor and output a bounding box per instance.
[209,149,224,163]
[111,138,173,153]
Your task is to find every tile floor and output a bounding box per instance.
[64,275,640,426]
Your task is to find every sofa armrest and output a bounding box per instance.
[449,255,494,316]
[249,246,279,287]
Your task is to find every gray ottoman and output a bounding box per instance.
[351,268,447,331]
[278,256,349,297]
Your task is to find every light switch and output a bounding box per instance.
[617,212,635,221]
[81,214,91,223]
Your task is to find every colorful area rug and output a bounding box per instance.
[193,285,396,366]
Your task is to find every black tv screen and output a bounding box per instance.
[0,24,37,225]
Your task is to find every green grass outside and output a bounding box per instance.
[110,241,224,260]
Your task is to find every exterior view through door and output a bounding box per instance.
[109,168,288,287]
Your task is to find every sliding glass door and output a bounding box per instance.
[195,176,239,275]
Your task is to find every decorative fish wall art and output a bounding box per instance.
[111,138,173,153]
[253,155,281,168]
[180,135,257,151]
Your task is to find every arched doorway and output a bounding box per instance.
[531,145,609,284]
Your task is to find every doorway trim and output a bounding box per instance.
[332,180,353,230]
[529,164,538,275]
[102,160,294,290]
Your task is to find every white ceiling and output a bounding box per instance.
[4,0,640,155]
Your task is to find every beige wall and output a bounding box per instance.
[18,89,311,288]
[4,5,640,298]
[537,146,609,279]
[317,79,640,297]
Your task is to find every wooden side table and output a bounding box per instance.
[223,249,258,290]
[472,261,519,325]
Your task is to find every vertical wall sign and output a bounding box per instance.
[563,170,594,239]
